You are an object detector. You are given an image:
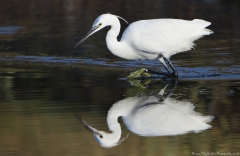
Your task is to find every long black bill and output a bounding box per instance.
[74,26,99,49]
[75,115,98,135]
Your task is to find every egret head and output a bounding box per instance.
[75,115,128,148]
[74,13,128,48]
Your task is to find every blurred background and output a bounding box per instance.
[0,0,239,58]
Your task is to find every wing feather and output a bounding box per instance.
[121,19,212,58]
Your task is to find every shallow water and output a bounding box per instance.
[0,71,240,156]
[0,0,240,155]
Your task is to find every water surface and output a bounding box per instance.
[0,70,240,155]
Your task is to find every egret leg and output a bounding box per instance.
[153,79,178,102]
[164,58,178,77]
[158,83,169,96]
[127,57,178,78]
[146,57,178,77]
[159,57,170,73]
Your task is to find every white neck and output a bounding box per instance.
[106,98,138,135]
[105,18,128,59]
[98,97,142,147]
[106,105,122,140]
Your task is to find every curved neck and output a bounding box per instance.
[103,97,139,146]
[106,19,126,58]
[106,98,137,132]
[107,20,121,39]
[107,106,122,133]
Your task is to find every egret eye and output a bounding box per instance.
[100,135,103,138]
[99,23,102,26]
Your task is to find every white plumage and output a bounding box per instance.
[122,98,213,136]
[75,84,214,148]
[75,13,213,77]
[122,19,212,59]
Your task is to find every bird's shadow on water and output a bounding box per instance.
[75,79,214,148]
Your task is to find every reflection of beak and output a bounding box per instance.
[119,133,129,143]
[75,115,100,136]
[74,26,99,49]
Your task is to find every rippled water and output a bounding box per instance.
[0,0,240,155]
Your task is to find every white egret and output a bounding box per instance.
[75,13,213,78]
[75,83,214,148]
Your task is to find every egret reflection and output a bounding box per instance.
[75,82,214,148]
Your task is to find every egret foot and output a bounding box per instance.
[127,79,152,88]
[127,68,151,79]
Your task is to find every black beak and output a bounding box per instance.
[74,26,99,49]
[75,115,100,136]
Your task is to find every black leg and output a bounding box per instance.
[164,79,178,98]
[159,57,170,73]
[164,57,178,77]
[142,56,178,78]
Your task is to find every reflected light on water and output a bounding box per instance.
[0,26,24,35]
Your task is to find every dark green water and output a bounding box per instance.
[0,0,240,156]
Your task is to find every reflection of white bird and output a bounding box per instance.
[75,13,213,78]
[75,84,214,148]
